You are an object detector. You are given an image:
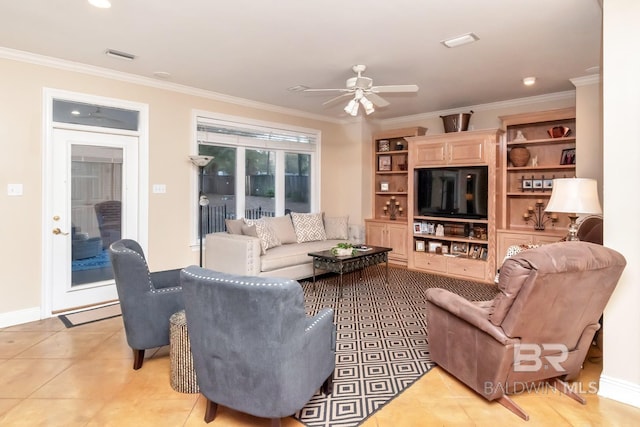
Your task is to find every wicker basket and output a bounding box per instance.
[509,147,531,167]
[169,311,199,393]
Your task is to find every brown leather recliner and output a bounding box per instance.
[426,242,626,421]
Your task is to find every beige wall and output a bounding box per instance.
[574,78,604,198]
[0,57,355,318]
[600,0,640,407]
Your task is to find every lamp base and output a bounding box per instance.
[566,214,579,241]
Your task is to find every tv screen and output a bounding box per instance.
[415,166,488,219]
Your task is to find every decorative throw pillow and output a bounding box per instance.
[290,212,327,243]
[264,215,297,244]
[241,224,258,237]
[243,218,281,253]
[225,218,244,235]
[324,216,349,240]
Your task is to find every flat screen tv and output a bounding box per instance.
[415,166,488,219]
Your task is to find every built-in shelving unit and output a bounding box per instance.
[497,107,576,260]
[366,127,427,265]
[405,129,502,283]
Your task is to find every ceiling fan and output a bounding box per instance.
[299,64,419,116]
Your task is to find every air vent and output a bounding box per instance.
[105,49,136,61]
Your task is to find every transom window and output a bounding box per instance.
[195,114,320,233]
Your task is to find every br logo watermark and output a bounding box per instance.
[514,343,568,372]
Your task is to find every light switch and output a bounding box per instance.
[152,184,167,194]
[7,184,23,196]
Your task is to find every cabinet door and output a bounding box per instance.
[414,141,446,166]
[448,140,485,164]
[497,232,533,262]
[365,221,387,247]
[532,234,563,246]
[387,223,408,260]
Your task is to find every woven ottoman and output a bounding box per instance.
[169,310,199,393]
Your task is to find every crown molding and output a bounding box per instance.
[0,47,346,125]
[376,90,576,127]
[571,74,601,87]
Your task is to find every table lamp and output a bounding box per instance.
[189,155,215,266]
[545,178,602,241]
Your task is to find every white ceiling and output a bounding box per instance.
[0,0,602,121]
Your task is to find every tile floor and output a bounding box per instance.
[1,316,638,426]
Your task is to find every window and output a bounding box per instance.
[196,114,319,234]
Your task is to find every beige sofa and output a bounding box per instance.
[204,213,364,280]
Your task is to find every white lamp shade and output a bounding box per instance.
[545,178,602,215]
[189,155,214,167]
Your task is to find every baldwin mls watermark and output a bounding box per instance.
[483,343,599,396]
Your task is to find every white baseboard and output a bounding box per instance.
[599,374,640,408]
[0,307,42,328]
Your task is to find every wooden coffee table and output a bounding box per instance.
[308,246,392,298]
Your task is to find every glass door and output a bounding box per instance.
[50,129,138,311]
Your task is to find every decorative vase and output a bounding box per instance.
[509,147,530,167]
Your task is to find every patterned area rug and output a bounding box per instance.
[294,266,498,427]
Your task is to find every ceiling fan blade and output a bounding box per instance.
[367,93,390,107]
[322,93,353,107]
[371,84,419,93]
[303,88,351,93]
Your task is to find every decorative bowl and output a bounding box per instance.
[548,126,571,138]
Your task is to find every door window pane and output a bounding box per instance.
[285,153,310,213]
[71,145,122,285]
[200,145,236,233]
[246,149,275,218]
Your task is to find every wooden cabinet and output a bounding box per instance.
[405,129,502,283]
[497,108,576,248]
[365,219,408,264]
[497,230,564,262]
[413,135,485,167]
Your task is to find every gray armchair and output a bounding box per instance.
[426,242,625,421]
[109,239,184,369]
[180,266,335,426]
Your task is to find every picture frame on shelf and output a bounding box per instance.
[415,240,425,252]
[480,247,488,260]
[441,244,449,254]
[560,148,576,165]
[522,179,533,190]
[378,139,390,152]
[428,241,442,253]
[451,242,469,256]
[533,179,543,190]
[380,182,389,192]
[413,223,422,233]
[543,179,554,189]
[469,244,481,259]
[378,155,392,171]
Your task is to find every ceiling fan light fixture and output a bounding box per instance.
[441,32,479,48]
[344,99,359,116]
[360,96,375,115]
[523,76,536,86]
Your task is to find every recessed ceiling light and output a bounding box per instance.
[71,110,80,116]
[523,77,536,86]
[441,33,479,48]
[105,49,136,61]
[153,71,171,79]
[88,0,111,8]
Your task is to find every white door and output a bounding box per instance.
[50,129,138,312]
